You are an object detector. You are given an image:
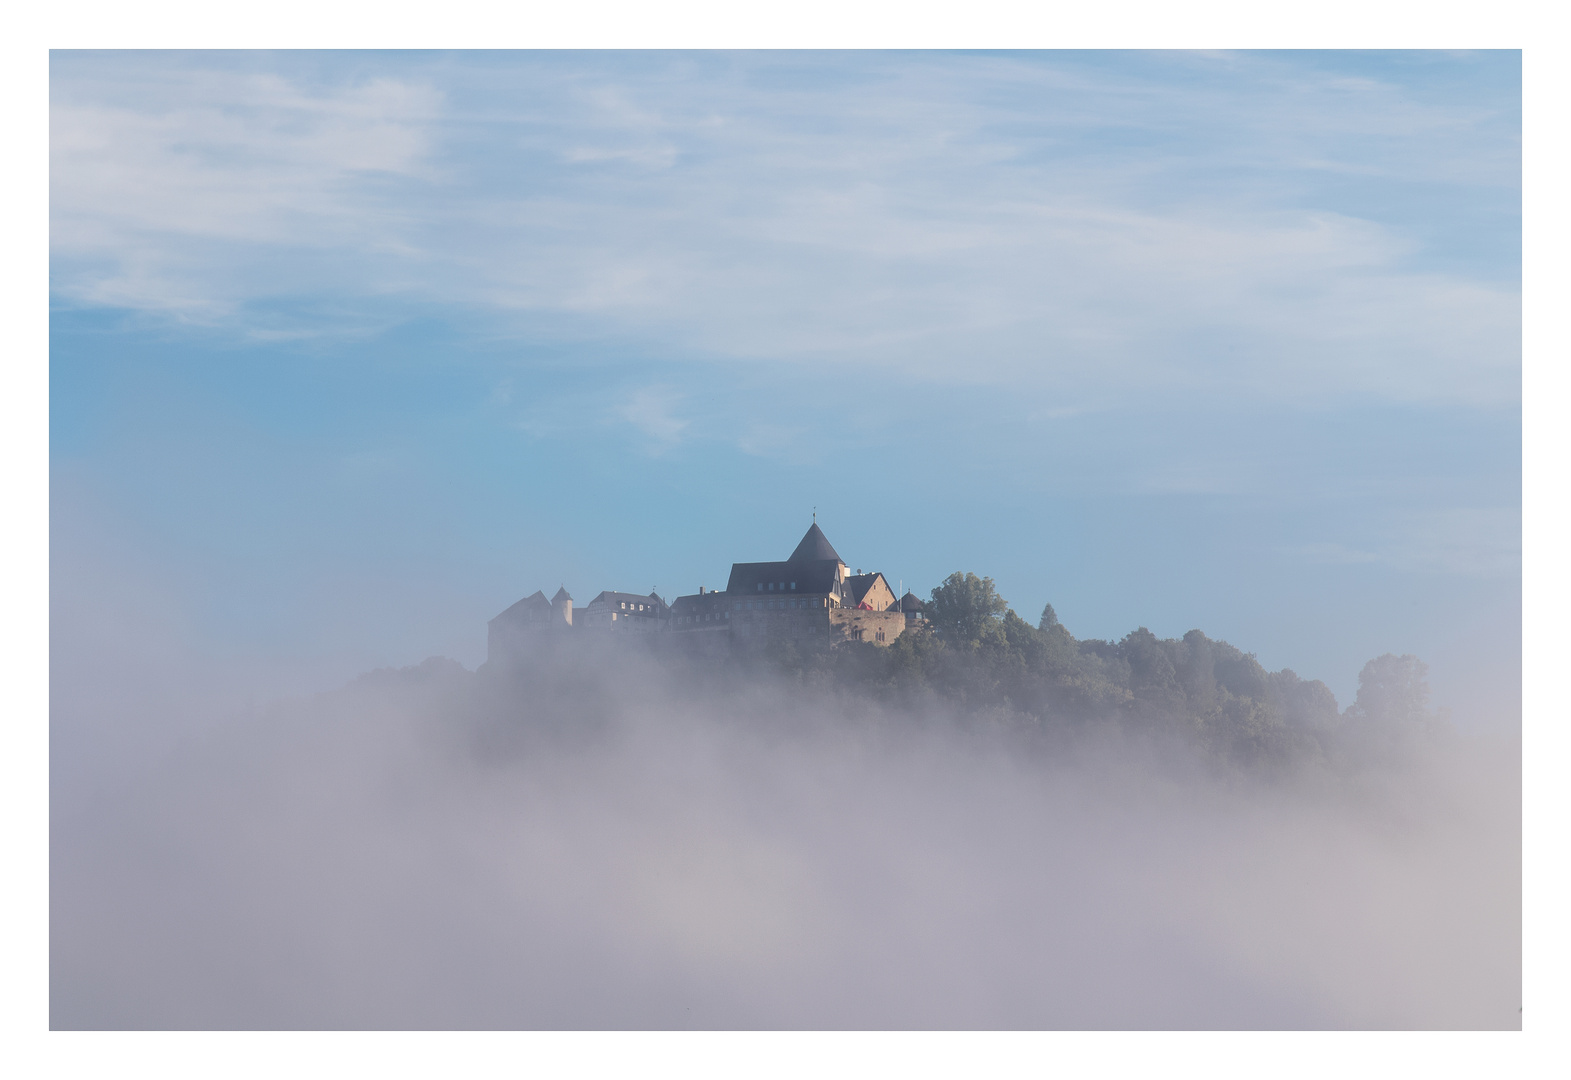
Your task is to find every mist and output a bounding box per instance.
[51,633,1520,1030]
[43,47,1521,1034]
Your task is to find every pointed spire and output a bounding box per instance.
[788,522,842,564]
[553,586,572,603]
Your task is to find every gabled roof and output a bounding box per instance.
[726,560,839,596]
[490,590,551,625]
[669,590,728,611]
[788,523,843,565]
[587,590,669,612]
[845,572,892,609]
[553,586,573,603]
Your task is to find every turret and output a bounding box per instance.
[552,586,573,628]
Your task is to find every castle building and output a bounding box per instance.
[486,523,913,667]
[487,586,574,661]
[578,590,670,631]
[669,523,908,646]
[666,586,732,636]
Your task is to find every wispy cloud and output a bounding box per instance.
[50,52,1519,406]
[614,385,690,449]
[1286,507,1520,577]
[51,64,444,318]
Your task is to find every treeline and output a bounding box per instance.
[465,570,1448,774]
[743,572,1447,773]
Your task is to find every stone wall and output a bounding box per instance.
[827,608,905,645]
[732,606,906,647]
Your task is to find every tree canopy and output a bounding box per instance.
[926,572,1008,647]
[740,570,1444,774]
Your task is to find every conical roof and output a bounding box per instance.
[788,522,842,564]
[553,586,573,602]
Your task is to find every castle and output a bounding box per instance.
[487,522,926,664]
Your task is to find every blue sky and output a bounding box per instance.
[49,50,1521,718]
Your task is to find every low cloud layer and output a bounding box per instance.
[51,642,1520,1029]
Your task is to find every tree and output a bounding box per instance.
[1038,602,1059,631]
[1346,653,1434,727]
[927,572,1009,646]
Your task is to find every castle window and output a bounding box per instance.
[757,583,763,591]
[790,582,796,589]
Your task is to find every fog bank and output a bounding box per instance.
[51,642,1520,1030]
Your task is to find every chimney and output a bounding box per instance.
[698,585,705,595]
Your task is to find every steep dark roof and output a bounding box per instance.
[670,591,730,613]
[788,523,843,565]
[490,590,550,625]
[726,560,839,596]
[900,591,925,612]
[553,586,573,603]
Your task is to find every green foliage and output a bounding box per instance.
[1038,603,1059,630]
[1347,653,1434,727]
[697,569,1436,774]
[927,572,1009,647]
[1330,653,1446,766]
[766,571,1425,772]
